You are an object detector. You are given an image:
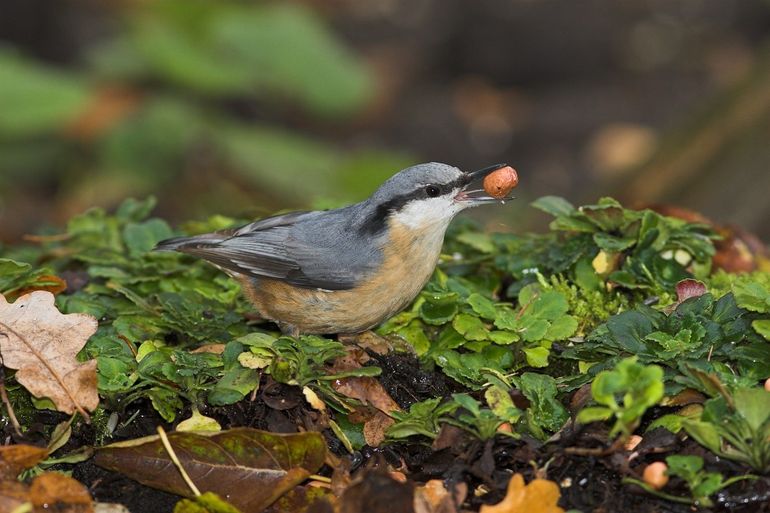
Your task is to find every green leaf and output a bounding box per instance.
[456,232,495,254]
[522,346,550,367]
[593,232,636,252]
[545,316,578,340]
[0,49,90,137]
[452,313,489,341]
[132,3,371,116]
[123,218,174,255]
[580,201,627,232]
[682,420,723,454]
[147,387,184,422]
[467,293,498,320]
[395,321,431,355]
[606,309,660,353]
[576,406,613,423]
[752,319,770,340]
[665,455,703,481]
[733,278,770,313]
[531,196,576,217]
[208,366,260,406]
[484,385,522,424]
[175,492,244,513]
[733,387,770,432]
[419,293,459,325]
[514,373,569,435]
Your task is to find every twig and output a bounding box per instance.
[0,361,22,437]
[564,436,626,457]
[157,426,201,497]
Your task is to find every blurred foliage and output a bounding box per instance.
[0,0,413,229]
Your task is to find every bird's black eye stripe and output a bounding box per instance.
[425,185,440,197]
[359,174,472,235]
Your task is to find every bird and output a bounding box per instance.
[155,162,515,336]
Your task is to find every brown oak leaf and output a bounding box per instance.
[0,291,98,418]
[480,474,564,513]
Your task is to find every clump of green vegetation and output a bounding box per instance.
[577,357,664,439]
[624,455,756,507]
[3,194,770,512]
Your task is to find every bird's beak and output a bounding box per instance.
[454,163,514,204]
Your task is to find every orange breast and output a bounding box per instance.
[241,219,446,334]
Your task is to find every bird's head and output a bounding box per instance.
[363,162,515,232]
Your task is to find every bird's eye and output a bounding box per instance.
[425,185,441,198]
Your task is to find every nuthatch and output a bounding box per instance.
[155,162,514,336]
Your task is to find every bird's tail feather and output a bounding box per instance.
[154,233,227,252]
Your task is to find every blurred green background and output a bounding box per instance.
[1,0,770,242]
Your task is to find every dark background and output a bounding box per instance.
[1,0,769,242]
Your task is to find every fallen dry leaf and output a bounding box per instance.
[329,349,401,416]
[0,291,98,418]
[333,376,401,414]
[339,470,415,513]
[30,472,94,513]
[0,444,49,480]
[0,471,94,513]
[6,274,67,302]
[0,479,28,512]
[94,428,326,513]
[479,474,564,513]
[414,479,464,513]
[362,409,396,447]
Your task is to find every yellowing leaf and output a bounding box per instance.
[0,291,98,418]
[94,428,327,512]
[479,474,564,513]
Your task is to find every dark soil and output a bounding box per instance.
[6,354,769,513]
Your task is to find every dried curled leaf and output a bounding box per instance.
[0,291,98,417]
[480,474,564,513]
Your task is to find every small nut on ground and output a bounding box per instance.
[483,166,519,199]
[642,461,669,490]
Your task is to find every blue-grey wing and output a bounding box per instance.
[159,209,382,290]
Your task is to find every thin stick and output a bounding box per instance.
[157,426,201,497]
[0,362,22,437]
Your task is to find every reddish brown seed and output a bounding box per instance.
[483,166,519,199]
[764,378,770,392]
[643,461,669,490]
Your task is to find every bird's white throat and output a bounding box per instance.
[391,195,465,230]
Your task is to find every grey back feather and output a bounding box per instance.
[154,162,462,290]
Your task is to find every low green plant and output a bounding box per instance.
[577,357,664,439]
[386,397,461,440]
[445,393,520,441]
[624,455,755,507]
[532,196,716,291]
[382,274,579,388]
[683,385,770,473]
[563,287,770,390]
